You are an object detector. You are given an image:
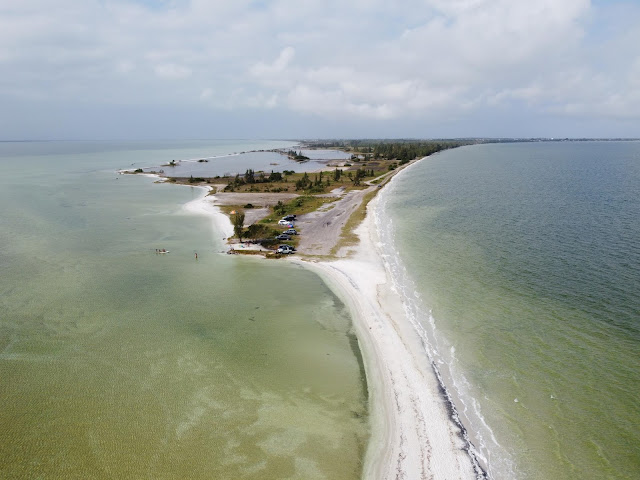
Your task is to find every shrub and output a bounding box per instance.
[274,200,286,215]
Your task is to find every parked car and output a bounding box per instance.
[276,234,291,240]
[283,215,296,221]
[284,229,298,235]
[278,219,293,226]
[279,244,296,251]
[277,245,295,254]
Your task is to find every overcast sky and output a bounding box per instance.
[1,0,638,140]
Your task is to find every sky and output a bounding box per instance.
[1,0,639,140]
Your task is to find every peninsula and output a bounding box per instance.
[130,139,487,479]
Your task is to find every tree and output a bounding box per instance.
[233,212,245,241]
[274,200,286,215]
[295,172,312,191]
[353,168,365,186]
[269,170,282,182]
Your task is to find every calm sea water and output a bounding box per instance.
[138,148,348,178]
[0,140,368,479]
[380,141,640,479]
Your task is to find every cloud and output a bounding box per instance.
[0,0,638,138]
[154,63,192,79]
[250,47,295,77]
[199,87,213,100]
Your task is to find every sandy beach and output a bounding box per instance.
[297,193,484,480]
[182,186,234,241]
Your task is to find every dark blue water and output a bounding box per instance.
[381,141,640,479]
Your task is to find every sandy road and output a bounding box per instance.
[296,185,377,256]
[295,165,402,256]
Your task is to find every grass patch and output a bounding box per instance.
[218,205,242,216]
[260,195,338,224]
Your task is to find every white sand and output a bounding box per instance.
[296,194,483,480]
[182,186,234,241]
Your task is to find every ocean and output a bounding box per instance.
[0,140,368,479]
[379,141,640,479]
[3,139,638,479]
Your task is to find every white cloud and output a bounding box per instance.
[154,63,192,79]
[244,92,279,109]
[0,0,638,138]
[250,47,296,77]
[115,60,135,74]
[200,87,213,100]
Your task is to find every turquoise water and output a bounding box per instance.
[0,141,368,479]
[380,141,640,479]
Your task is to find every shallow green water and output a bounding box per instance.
[0,141,368,479]
[381,142,640,479]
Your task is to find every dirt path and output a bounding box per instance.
[295,165,408,256]
[295,186,376,256]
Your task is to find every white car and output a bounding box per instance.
[278,219,293,226]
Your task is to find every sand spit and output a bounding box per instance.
[295,194,484,480]
[181,186,234,241]
[181,162,487,478]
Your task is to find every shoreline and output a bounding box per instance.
[295,189,485,479]
[181,185,234,242]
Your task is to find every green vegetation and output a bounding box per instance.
[261,196,337,224]
[222,169,299,192]
[214,166,377,195]
[233,212,245,241]
[245,223,279,240]
[286,149,310,161]
[307,139,477,161]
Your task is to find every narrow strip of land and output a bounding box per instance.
[131,141,485,478]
